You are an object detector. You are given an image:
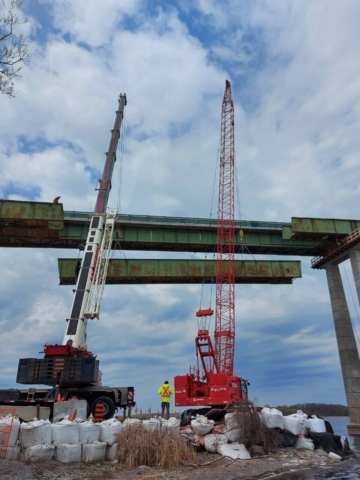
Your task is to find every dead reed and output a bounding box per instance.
[117,424,196,468]
[229,400,278,453]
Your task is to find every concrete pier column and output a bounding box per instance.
[349,248,360,306]
[325,263,360,436]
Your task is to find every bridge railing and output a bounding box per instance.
[64,211,288,231]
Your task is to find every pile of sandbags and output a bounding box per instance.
[19,419,54,461]
[99,418,122,461]
[259,408,348,457]
[52,418,81,463]
[1,414,123,463]
[179,412,251,460]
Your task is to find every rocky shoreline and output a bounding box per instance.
[1,446,358,480]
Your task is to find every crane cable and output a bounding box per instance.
[198,134,220,313]
[112,112,127,260]
[234,152,257,262]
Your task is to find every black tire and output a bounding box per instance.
[91,396,116,420]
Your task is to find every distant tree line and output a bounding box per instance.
[275,403,348,417]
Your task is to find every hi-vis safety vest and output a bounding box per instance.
[158,384,174,403]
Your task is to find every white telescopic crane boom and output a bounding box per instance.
[62,94,127,348]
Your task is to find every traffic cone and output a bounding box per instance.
[69,408,77,421]
[56,393,63,402]
[93,402,104,423]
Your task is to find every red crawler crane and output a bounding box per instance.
[174,80,249,409]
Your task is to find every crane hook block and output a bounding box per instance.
[196,308,214,317]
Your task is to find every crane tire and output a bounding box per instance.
[91,396,116,420]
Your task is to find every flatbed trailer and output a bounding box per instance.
[0,384,135,420]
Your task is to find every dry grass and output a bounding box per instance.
[117,424,196,469]
[227,400,278,454]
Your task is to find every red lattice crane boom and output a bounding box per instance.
[215,79,236,376]
[174,81,249,408]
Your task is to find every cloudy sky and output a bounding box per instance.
[1,0,360,414]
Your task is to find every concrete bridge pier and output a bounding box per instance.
[325,263,360,436]
[349,248,360,305]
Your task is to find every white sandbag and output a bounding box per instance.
[191,415,215,436]
[55,443,81,463]
[106,443,118,461]
[204,434,228,453]
[122,418,141,429]
[161,417,180,434]
[260,408,284,429]
[329,451,342,462]
[225,412,239,428]
[19,419,52,447]
[224,426,242,443]
[305,415,326,433]
[295,436,314,450]
[143,418,161,431]
[51,419,80,444]
[217,442,251,460]
[0,445,20,460]
[100,418,122,445]
[22,444,55,461]
[180,426,196,444]
[295,410,308,420]
[81,441,107,462]
[0,415,20,446]
[283,414,305,436]
[79,421,101,443]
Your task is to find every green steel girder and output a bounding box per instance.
[0,200,64,237]
[1,218,323,255]
[58,258,302,285]
[1,202,360,261]
[290,217,360,240]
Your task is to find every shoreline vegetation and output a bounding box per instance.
[274,403,349,417]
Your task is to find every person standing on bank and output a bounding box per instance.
[158,380,174,420]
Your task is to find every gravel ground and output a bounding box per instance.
[0,448,358,480]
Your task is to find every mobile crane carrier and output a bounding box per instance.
[174,81,249,416]
[0,94,135,420]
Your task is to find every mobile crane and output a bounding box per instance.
[0,94,135,420]
[174,81,249,412]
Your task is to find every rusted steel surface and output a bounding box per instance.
[0,200,63,232]
[312,227,360,269]
[58,259,301,285]
[291,217,360,239]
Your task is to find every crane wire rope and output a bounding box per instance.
[198,133,221,330]
[234,148,257,263]
[112,110,127,261]
[341,261,360,347]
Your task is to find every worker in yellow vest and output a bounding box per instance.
[157,380,174,420]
